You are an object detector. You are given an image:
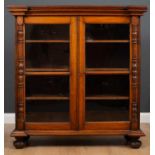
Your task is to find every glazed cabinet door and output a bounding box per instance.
[24,17,77,130]
[79,16,131,130]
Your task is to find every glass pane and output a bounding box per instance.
[26,43,69,69]
[26,76,69,97]
[86,24,129,40]
[26,100,69,122]
[26,24,69,40]
[86,75,129,96]
[86,43,129,68]
[86,100,129,121]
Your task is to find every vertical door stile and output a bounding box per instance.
[70,17,78,129]
[79,17,85,130]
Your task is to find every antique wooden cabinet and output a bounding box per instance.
[8,6,147,149]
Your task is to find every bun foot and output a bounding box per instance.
[130,140,141,148]
[13,138,26,149]
[125,136,142,148]
[13,136,30,149]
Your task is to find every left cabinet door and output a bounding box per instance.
[24,17,78,130]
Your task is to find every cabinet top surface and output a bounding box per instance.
[7,5,147,16]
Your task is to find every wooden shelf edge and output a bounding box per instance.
[86,95,129,100]
[85,68,129,75]
[86,40,130,43]
[26,40,70,43]
[26,96,69,100]
[25,72,70,76]
[86,68,129,71]
[26,68,69,72]
[86,71,129,75]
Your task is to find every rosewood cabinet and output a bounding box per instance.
[8,6,147,149]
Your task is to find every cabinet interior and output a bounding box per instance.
[25,21,130,125]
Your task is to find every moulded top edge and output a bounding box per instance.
[7,5,147,16]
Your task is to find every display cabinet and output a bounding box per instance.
[8,5,147,149]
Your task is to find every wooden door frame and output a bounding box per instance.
[23,16,78,130]
[78,16,131,130]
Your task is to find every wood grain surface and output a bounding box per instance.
[5,123,149,155]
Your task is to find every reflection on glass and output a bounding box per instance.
[86,75,129,96]
[86,24,129,40]
[86,100,129,121]
[86,43,129,68]
[26,24,69,40]
[26,76,69,96]
[26,43,69,68]
[26,100,69,122]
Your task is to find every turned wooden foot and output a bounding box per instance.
[14,138,25,149]
[125,136,141,148]
[130,139,141,148]
[13,136,30,149]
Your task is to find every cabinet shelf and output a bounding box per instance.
[86,95,129,100]
[26,68,69,72]
[86,68,129,75]
[86,40,129,43]
[26,71,70,76]
[26,96,69,100]
[25,40,69,43]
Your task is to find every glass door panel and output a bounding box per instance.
[25,24,70,70]
[24,17,77,129]
[86,75,129,96]
[26,100,69,122]
[26,43,69,69]
[26,24,69,40]
[86,43,129,68]
[25,75,70,123]
[86,100,129,122]
[79,17,130,130]
[26,76,69,97]
[86,24,129,40]
[86,24,130,69]
[85,75,129,122]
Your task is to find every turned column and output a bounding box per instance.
[16,16,25,131]
[127,16,141,148]
[13,16,28,149]
[131,16,140,131]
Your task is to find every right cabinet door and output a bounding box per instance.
[79,16,131,130]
